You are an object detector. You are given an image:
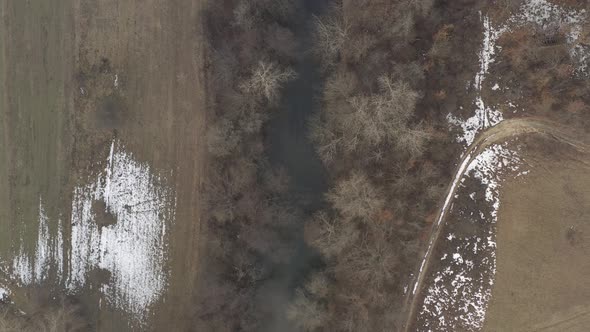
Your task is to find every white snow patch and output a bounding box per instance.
[10,198,64,285]
[510,0,588,75]
[69,139,175,320]
[417,143,528,331]
[447,14,505,147]
[448,1,590,147]
[0,287,8,301]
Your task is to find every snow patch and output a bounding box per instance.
[417,143,527,331]
[448,1,590,146]
[0,287,8,301]
[511,0,588,75]
[69,139,175,320]
[2,140,175,323]
[10,198,64,285]
[447,15,505,147]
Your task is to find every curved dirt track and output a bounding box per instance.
[402,118,590,332]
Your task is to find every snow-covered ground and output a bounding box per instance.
[417,142,527,331]
[69,140,175,319]
[2,140,176,322]
[0,287,8,301]
[448,0,588,148]
[10,199,64,285]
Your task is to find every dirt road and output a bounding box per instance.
[402,118,590,331]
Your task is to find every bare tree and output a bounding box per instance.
[286,290,328,331]
[0,297,88,332]
[206,119,241,158]
[36,300,88,332]
[396,127,429,158]
[0,307,27,332]
[233,1,258,29]
[326,172,384,221]
[305,272,330,299]
[312,3,348,68]
[312,74,424,161]
[239,61,296,104]
[308,114,342,164]
[323,70,358,102]
[336,239,399,290]
[305,211,359,257]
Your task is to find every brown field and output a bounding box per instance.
[409,131,590,331]
[484,136,590,332]
[0,0,207,330]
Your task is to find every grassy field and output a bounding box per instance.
[484,135,590,332]
[0,0,207,330]
[0,0,73,288]
[409,130,590,331]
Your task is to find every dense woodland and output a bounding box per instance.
[293,1,456,331]
[197,1,306,330]
[198,0,464,331]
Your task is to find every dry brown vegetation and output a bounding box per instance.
[289,0,461,331]
[199,0,590,330]
[196,0,306,330]
[199,0,472,330]
[494,15,590,128]
[0,295,88,332]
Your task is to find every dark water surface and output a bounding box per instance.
[262,1,330,331]
[267,0,329,209]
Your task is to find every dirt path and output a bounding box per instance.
[402,118,590,331]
